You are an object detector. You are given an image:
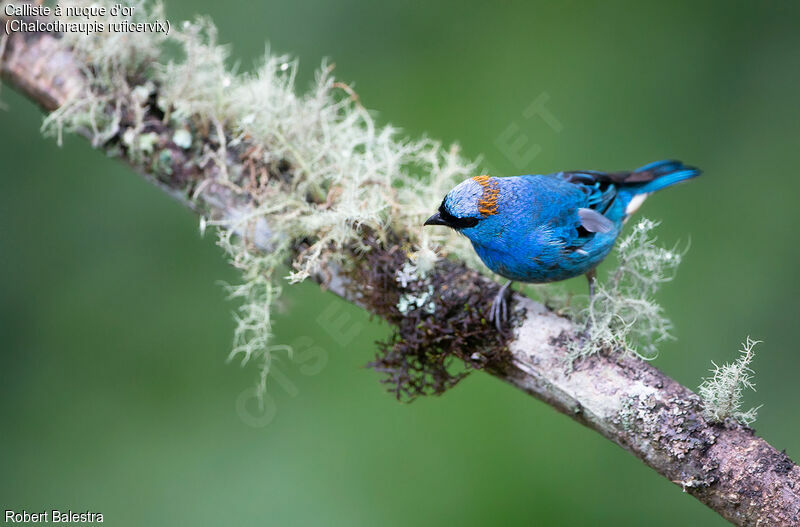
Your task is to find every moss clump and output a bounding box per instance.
[353,237,513,400]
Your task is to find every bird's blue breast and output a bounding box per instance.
[461,175,621,283]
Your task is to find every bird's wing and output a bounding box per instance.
[577,208,614,233]
[536,171,623,250]
[551,170,621,215]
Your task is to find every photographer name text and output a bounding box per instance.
[4,510,103,524]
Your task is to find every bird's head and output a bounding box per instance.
[424,175,501,236]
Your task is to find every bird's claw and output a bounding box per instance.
[489,280,512,331]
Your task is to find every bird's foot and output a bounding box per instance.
[586,268,597,300]
[489,280,513,331]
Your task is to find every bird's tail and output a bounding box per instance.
[615,159,701,216]
[628,159,702,194]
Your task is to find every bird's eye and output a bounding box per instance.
[439,201,479,229]
[453,216,479,229]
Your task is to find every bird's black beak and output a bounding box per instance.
[424,212,450,227]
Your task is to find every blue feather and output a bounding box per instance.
[633,159,685,174]
[636,168,701,194]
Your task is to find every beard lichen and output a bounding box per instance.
[33,0,488,399]
[698,337,761,426]
[568,219,683,364]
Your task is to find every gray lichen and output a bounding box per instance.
[616,391,719,490]
[569,219,683,363]
[699,337,761,426]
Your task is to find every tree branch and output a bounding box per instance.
[3,17,798,526]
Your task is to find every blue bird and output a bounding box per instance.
[423,160,701,328]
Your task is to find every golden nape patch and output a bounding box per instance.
[472,175,500,217]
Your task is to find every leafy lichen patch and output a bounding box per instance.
[618,392,718,459]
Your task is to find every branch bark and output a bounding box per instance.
[3,19,799,527]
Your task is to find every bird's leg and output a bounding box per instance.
[489,280,513,331]
[586,268,597,299]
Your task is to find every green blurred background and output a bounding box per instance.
[2,1,799,525]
